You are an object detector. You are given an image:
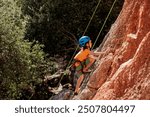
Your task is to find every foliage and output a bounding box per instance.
[0,0,54,99]
[0,0,124,99]
[22,0,124,57]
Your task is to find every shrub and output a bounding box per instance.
[0,0,53,99]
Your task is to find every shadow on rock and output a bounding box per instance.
[50,89,74,100]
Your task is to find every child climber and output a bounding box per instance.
[72,36,103,95]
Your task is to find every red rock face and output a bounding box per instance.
[74,0,150,100]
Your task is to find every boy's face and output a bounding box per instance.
[85,40,92,49]
[89,40,92,48]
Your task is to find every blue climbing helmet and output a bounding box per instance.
[79,36,90,47]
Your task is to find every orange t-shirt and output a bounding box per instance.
[74,49,90,66]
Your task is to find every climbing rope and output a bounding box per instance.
[80,0,118,93]
[81,0,118,89]
[92,0,118,49]
[65,0,103,71]
[52,0,118,96]
[82,0,103,36]
[55,0,103,90]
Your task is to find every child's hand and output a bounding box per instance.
[90,50,94,55]
[83,68,92,73]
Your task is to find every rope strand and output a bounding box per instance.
[92,0,118,49]
[79,0,118,93]
[55,0,103,89]
[83,0,102,36]
[52,0,118,95]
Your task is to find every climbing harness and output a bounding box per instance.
[70,58,90,77]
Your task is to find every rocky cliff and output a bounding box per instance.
[74,0,150,100]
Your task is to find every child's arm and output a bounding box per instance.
[90,50,105,57]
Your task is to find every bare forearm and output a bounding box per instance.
[93,51,105,56]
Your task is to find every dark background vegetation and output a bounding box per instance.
[0,0,124,99]
[23,0,124,57]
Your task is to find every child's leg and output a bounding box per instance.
[74,74,84,94]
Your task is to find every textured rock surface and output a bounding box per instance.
[74,0,150,100]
